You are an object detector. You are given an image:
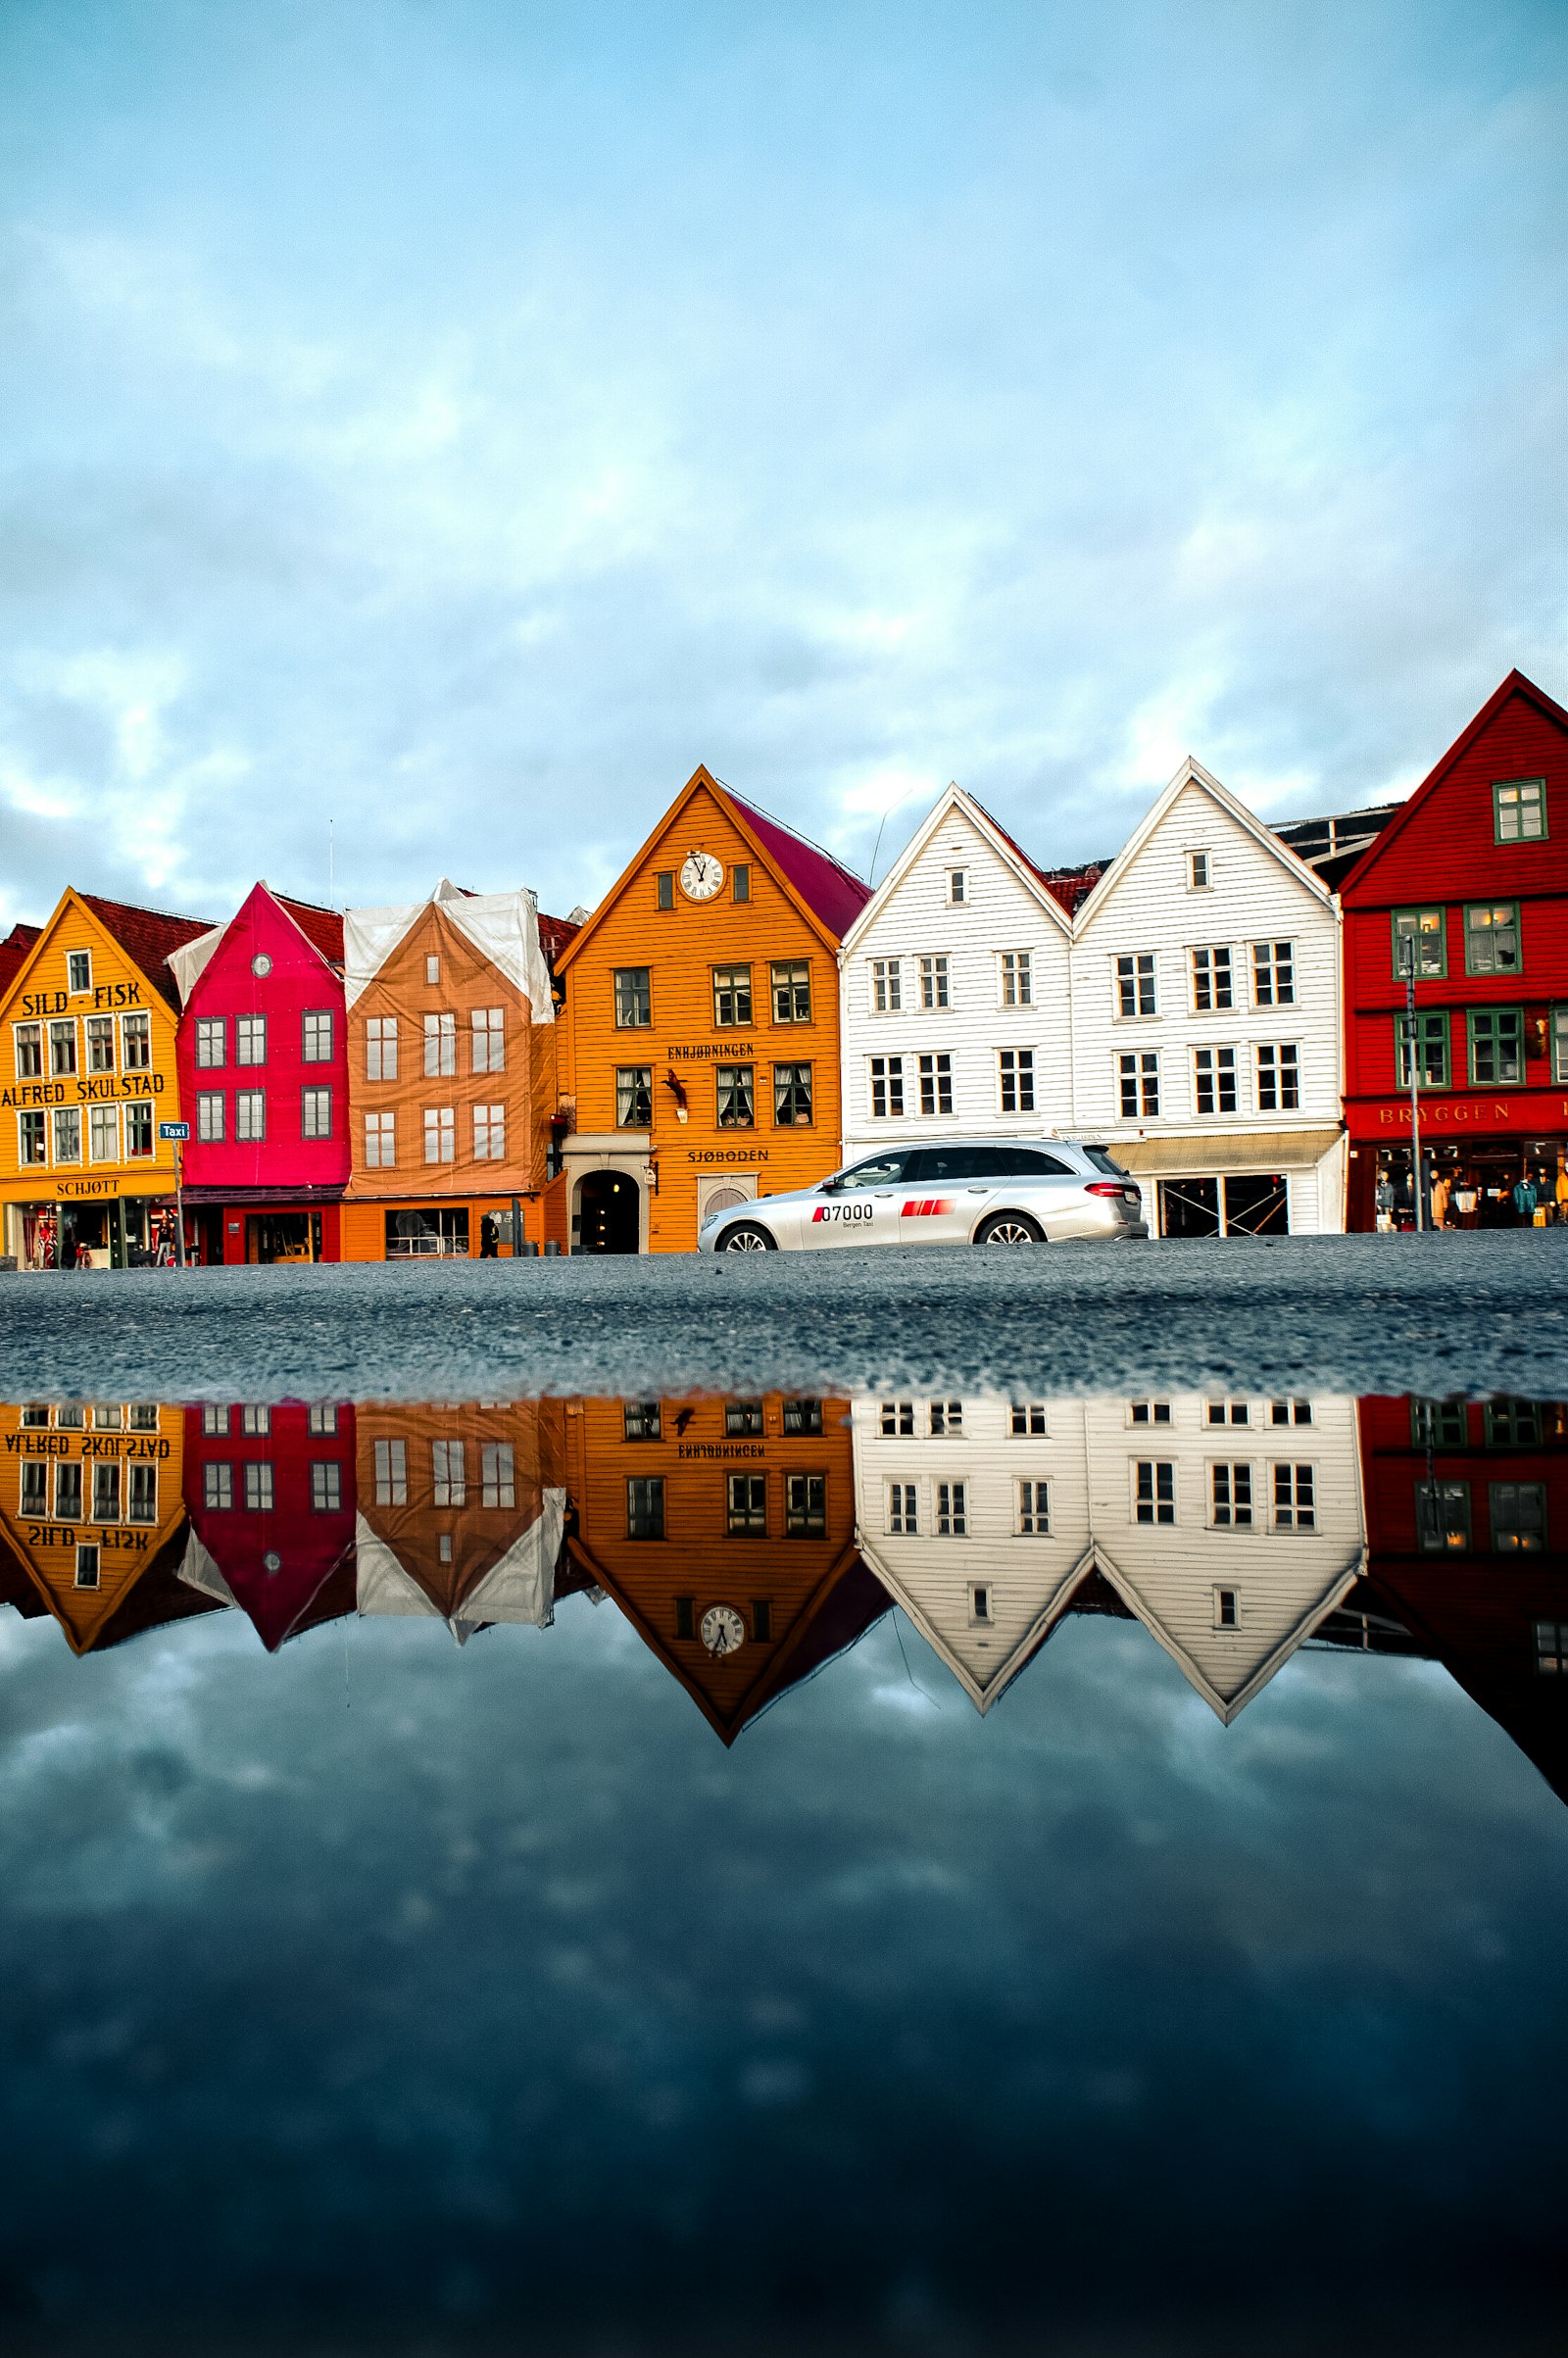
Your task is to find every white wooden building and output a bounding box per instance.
[851,1389,1364,1722]
[837,788,1081,1163]
[1068,759,1346,1235]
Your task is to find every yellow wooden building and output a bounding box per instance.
[0,1398,193,1652]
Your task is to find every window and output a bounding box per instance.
[869,1056,905,1118]
[1213,1587,1240,1629]
[462,1007,505,1073]
[121,1101,150,1157]
[18,1109,45,1164]
[732,864,750,903]
[68,949,92,993]
[194,1091,224,1144]
[1210,1464,1253,1527]
[928,1400,963,1436]
[53,1105,81,1162]
[1115,953,1156,1016]
[774,1063,812,1125]
[1416,1479,1470,1551]
[772,961,810,1023]
[623,1400,662,1440]
[871,958,902,1012]
[916,955,951,1011]
[245,1462,274,1511]
[614,968,652,1028]
[374,1438,407,1505]
[127,1464,157,1523]
[19,1461,48,1517]
[1134,1461,1175,1524]
[55,1406,84,1429]
[1129,1400,1171,1425]
[948,869,967,905]
[1017,1480,1050,1535]
[302,1087,332,1140]
[423,1107,456,1163]
[880,1401,914,1436]
[1465,903,1520,976]
[310,1461,341,1513]
[1486,1399,1542,1448]
[783,1398,822,1435]
[92,1460,122,1522]
[1396,1011,1449,1088]
[887,1483,918,1535]
[627,1476,664,1539]
[1269,1400,1313,1426]
[1494,778,1545,842]
[1192,947,1233,1011]
[1118,1051,1159,1118]
[122,1011,150,1069]
[481,1444,514,1508]
[365,1110,395,1167]
[1393,909,1445,979]
[716,1065,755,1128]
[74,1545,100,1590]
[1469,1007,1522,1085]
[711,964,752,1028]
[128,1404,159,1432]
[993,950,1034,1011]
[1255,1044,1299,1111]
[366,1016,398,1081]
[1010,1401,1048,1435]
[727,1473,767,1535]
[89,1105,120,1161]
[50,1018,76,1076]
[1252,941,1296,1007]
[725,1400,765,1436]
[751,1598,773,1640]
[54,1461,82,1520]
[1412,1399,1466,1449]
[203,1404,229,1436]
[968,1584,992,1624]
[303,1010,334,1063]
[1554,1006,1568,1084]
[423,1011,457,1076]
[656,871,674,909]
[308,1404,338,1435]
[1190,851,1210,889]
[236,1013,267,1066]
[14,1022,41,1077]
[92,1403,122,1430]
[1272,1463,1315,1529]
[472,1103,505,1159]
[917,1054,952,1116]
[235,1091,265,1143]
[999,1049,1034,1114]
[432,1440,466,1507]
[1491,1483,1546,1553]
[19,1405,49,1428]
[1207,1400,1250,1425]
[242,1405,270,1435]
[85,1015,115,1073]
[615,1067,653,1128]
[674,1595,694,1637]
[426,954,441,984]
[1194,1047,1237,1116]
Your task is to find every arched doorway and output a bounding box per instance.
[578,1169,641,1254]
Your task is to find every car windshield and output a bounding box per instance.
[833,1153,909,1190]
[1083,1146,1128,1176]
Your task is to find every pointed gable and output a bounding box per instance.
[1073,756,1331,935]
[76,893,217,1009]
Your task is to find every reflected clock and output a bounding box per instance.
[701,1603,746,1656]
[680,852,725,902]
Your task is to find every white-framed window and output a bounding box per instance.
[918,1053,953,1115]
[122,1011,151,1069]
[312,1461,342,1512]
[928,1400,963,1436]
[127,1463,157,1523]
[242,1405,270,1435]
[481,1442,515,1508]
[1134,1459,1175,1524]
[432,1440,466,1507]
[1115,952,1156,1017]
[1017,1479,1050,1535]
[947,868,967,905]
[50,1018,77,1076]
[1189,851,1211,890]
[424,1106,456,1164]
[473,1104,506,1160]
[1256,1043,1300,1111]
[366,1016,398,1081]
[871,958,903,1012]
[425,954,441,984]
[88,1105,120,1161]
[302,1087,332,1140]
[302,1010,334,1063]
[937,1481,966,1536]
[124,1104,152,1157]
[999,1048,1034,1113]
[1269,1400,1312,1426]
[471,1007,505,1072]
[785,1471,826,1536]
[68,949,92,993]
[309,1403,338,1435]
[1191,946,1233,1011]
[1129,1400,1171,1425]
[919,956,950,1010]
[74,1543,101,1590]
[365,1110,395,1168]
[236,1013,267,1066]
[1272,1463,1315,1529]
[244,1462,274,1511]
[85,1016,115,1073]
[91,1460,122,1522]
[1210,1463,1253,1527]
[1193,1047,1237,1116]
[424,1012,457,1077]
[128,1404,159,1433]
[727,1472,767,1536]
[196,1016,225,1068]
[1009,1401,1048,1435]
[887,1481,918,1534]
[1118,1051,1159,1118]
[54,1460,82,1519]
[18,1109,45,1165]
[869,1055,905,1117]
[19,1460,48,1517]
[235,1090,266,1142]
[968,1582,993,1623]
[1206,1400,1250,1425]
[999,950,1032,1007]
[374,1437,407,1506]
[1252,941,1296,1007]
[53,1105,81,1163]
[1213,1586,1240,1629]
[880,1400,915,1435]
[14,1021,42,1078]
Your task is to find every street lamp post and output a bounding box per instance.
[1399,935,1424,1233]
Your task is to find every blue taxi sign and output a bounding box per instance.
[159,1121,191,1142]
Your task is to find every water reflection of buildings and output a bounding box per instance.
[354,1402,566,1642]
[180,1401,359,1648]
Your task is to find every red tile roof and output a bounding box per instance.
[726,793,872,940]
[79,894,218,1009]
[271,892,345,968]
[963,794,1107,915]
[0,921,42,997]
[537,909,581,968]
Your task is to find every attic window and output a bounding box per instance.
[657,871,674,909]
[74,1545,101,1591]
[1213,1586,1240,1629]
[439,1534,453,1563]
[968,1583,992,1624]
[68,951,92,993]
[948,869,967,906]
[732,864,750,903]
[1189,852,1211,889]
[426,955,441,984]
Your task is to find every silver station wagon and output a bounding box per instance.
[698,1139,1149,1252]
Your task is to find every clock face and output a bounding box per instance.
[700,1603,746,1656]
[680,851,725,903]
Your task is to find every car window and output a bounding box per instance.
[1004,1148,1072,1176]
[1083,1146,1128,1176]
[835,1153,910,1190]
[906,1146,1009,1183]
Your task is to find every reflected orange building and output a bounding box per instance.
[355,1400,569,1638]
[563,1391,884,1741]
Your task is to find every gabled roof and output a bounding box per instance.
[537,909,581,969]
[167,881,348,1006]
[1090,1542,1365,1724]
[841,783,1081,958]
[1072,756,1332,933]
[1337,668,1568,900]
[0,922,41,996]
[272,892,344,968]
[75,892,218,1009]
[855,1535,1094,1714]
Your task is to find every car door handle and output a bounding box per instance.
[871,1190,893,1197]
[965,1186,990,1193]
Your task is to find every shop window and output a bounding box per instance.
[1017,1479,1050,1535]
[1192,947,1233,1012]
[929,1400,963,1436]
[613,968,652,1028]
[124,1104,153,1157]
[615,1067,653,1128]
[49,1019,76,1077]
[1213,1587,1240,1629]
[916,1055,951,1117]
[68,950,92,993]
[1535,1620,1568,1675]
[1494,778,1546,843]
[771,961,810,1024]
[481,1444,514,1508]
[303,1010,334,1063]
[1252,941,1295,1007]
[19,1461,47,1518]
[1210,1464,1253,1527]
[471,1103,504,1160]
[54,1465,85,1519]
[88,1106,120,1162]
[626,1476,664,1540]
[74,1545,100,1591]
[716,1064,755,1128]
[623,1400,662,1440]
[1396,1011,1449,1088]
[727,1473,767,1536]
[374,1438,407,1505]
[18,1109,45,1165]
[726,1400,765,1437]
[365,1111,395,1167]
[197,1093,224,1144]
[302,1088,333,1141]
[204,1462,233,1510]
[732,864,750,903]
[782,1398,822,1435]
[1255,1044,1299,1111]
[871,958,903,1012]
[711,964,752,1028]
[656,870,674,909]
[53,1105,81,1163]
[1115,952,1157,1016]
[1484,1399,1542,1447]
[14,1022,42,1078]
[85,1016,115,1073]
[203,1405,230,1436]
[991,949,1031,1014]
[1010,1401,1049,1435]
[870,1056,905,1117]
[234,1093,265,1145]
[881,1401,915,1436]
[1272,1463,1315,1529]
[432,1440,466,1507]
[1194,1046,1237,1116]
[1189,851,1211,889]
[887,1482,918,1535]
[1469,1008,1523,1086]
[1464,903,1521,976]
[1134,1460,1175,1524]
[947,869,967,906]
[122,1012,151,1069]
[999,1049,1034,1114]
[386,1206,467,1257]
[774,1063,813,1125]
[1491,1483,1546,1552]
[1119,1051,1159,1118]
[919,955,951,1010]
[423,1012,457,1076]
[423,1107,456,1164]
[366,1017,398,1080]
[1393,909,1446,979]
[127,1464,157,1524]
[236,1014,268,1067]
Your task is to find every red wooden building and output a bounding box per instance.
[171,883,351,1263]
[1339,670,1568,1230]
[179,1400,359,1650]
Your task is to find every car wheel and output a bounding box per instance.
[975,1210,1046,1246]
[716,1221,777,1252]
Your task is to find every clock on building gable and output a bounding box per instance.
[680,852,725,903]
[701,1603,746,1655]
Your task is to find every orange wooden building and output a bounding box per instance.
[354,1400,569,1637]
[546,768,870,1252]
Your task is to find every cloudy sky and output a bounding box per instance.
[1,0,1564,933]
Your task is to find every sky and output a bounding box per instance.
[1,0,1565,933]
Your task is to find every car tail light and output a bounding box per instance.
[1086,1181,1141,1204]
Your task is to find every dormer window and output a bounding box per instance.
[1189,851,1211,890]
[1494,778,1545,843]
[947,868,967,906]
[68,950,92,993]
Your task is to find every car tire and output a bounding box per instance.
[974,1210,1046,1246]
[715,1221,777,1252]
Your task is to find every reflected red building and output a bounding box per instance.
[180,1401,358,1649]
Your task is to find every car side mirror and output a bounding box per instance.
[821,1173,844,1192]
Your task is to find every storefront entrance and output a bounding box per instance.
[247,1211,323,1264]
[1158,1174,1289,1238]
[578,1170,641,1254]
